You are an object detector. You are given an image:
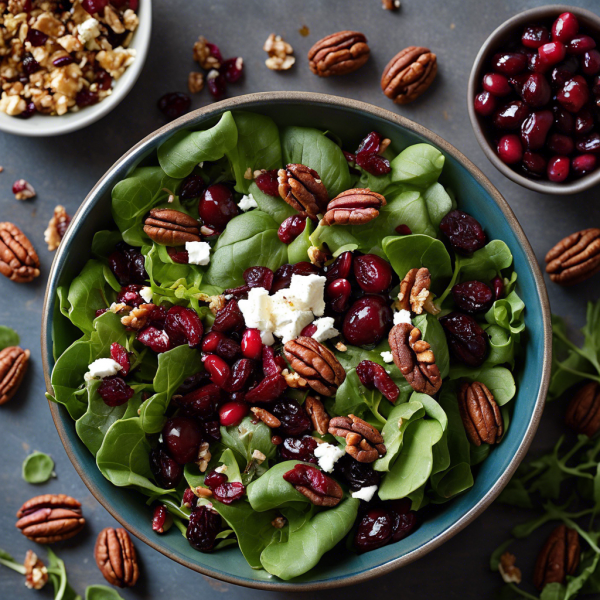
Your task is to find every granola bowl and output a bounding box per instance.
[0,0,151,137]
[41,92,551,590]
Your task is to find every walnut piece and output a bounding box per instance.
[193,36,221,69]
[264,34,295,70]
[44,205,70,251]
[24,550,48,590]
[499,552,521,584]
[188,72,204,94]
[121,303,155,330]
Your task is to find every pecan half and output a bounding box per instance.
[16,494,85,543]
[250,406,281,428]
[284,336,345,396]
[0,346,30,405]
[321,188,386,226]
[328,414,386,463]
[308,31,370,77]
[24,550,48,590]
[389,323,442,395]
[94,527,139,588]
[278,164,329,219]
[305,395,330,435]
[533,525,580,590]
[565,381,600,437]
[283,463,343,507]
[381,46,438,104]
[143,209,201,246]
[0,222,40,283]
[398,267,432,314]
[545,228,600,286]
[458,381,503,446]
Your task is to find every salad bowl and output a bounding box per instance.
[41,92,551,590]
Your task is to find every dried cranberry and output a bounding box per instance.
[521,25,550,49]
[76,90,99,107]
[223,358,254,392]
[356,360,400,403]
[278,215,307,244]
[493,100,530,130]
[165,306,203,347]
[202,332,241,361]
[152,504,172,534]
[271,398,312,436]
[205,41,223,63]
[221,57,244,83]
[245,374,287,403]
[300,323,318,337]
[22,53,41,76]
[244,266,274,291]
[200,420,221,442]
[474,91,497,117]
[356,153,391,176]
[395,224,412,235]
[343,296,393,346]
[183,487,197,509]
[95,68,112,91]
[389,498,418,541]
[179,174,206,200]
[213,481,245,504]
[491,52,527,76]
[150,447,183,489]
[204,470,228,489]
[212,299,245,333]
[187,506,222,552]
[176,372,210,395]
[219,401,248,426]
[157,92,191,120]
[353,254,393,293]
[293,261,321,276]
[98,376,134,407]
[440,311,488,367]
[279,435,318,463]
[137,326,171,353]
[82,0,107,13]
[283,464,334,495]
[17,102,36,119]
[110,342,130,376]
[262,346,282,377]
[148,305,167,328]
[439,210,487,255]
[53,55,74,68]
[451,281,494,313]
[117,284,144,307]
[26,28,48,46]
[324,251,353,283]
[175,383,222,420]
[167,247,189,264]
[199,184,238,231]
[356,131,383,154]
[108,243,147,285]
[354,508,393,553]
[334,454,380,491]
[95,308,109,318]
[204,354,231,388]
[255,170,279,197]
[207,71,227,99]
[271,264,294,294]
[520,110,553,150]
[491,275,504,300]
[241,329,263,360]
[163,416,203,465]
[343,151,357,168]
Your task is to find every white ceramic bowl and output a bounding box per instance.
[0,0,151,137]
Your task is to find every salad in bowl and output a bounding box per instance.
[48,109,526,581]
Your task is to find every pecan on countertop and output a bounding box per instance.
[545,228,600,286]
[94,527,139,588]
[381,46,437,105]
[565,381,600,437]
[308,31,370,77]
[143,209,201,246]
[533,525,580,590]
[278,164,329,219]
[0,345,30,405]
[0,222,40,283]
[321,188,386,226]
[457,381,503,446]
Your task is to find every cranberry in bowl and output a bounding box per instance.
[468,5,600,194]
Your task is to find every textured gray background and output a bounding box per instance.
[2,0,600,598]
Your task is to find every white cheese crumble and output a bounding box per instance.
[287,274,326,316]
[214,465,227,474]
[312,317,339,343]
[380,351,394,363]
[77,18,101,46]
[84,358,122,382]
[351,485,378,502]
[314,443,345,473]
[140,287,153,304]
[238,193,258,211]
[186,241,211,266]
[393,309,412,325]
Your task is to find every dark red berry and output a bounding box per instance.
[26,28,48,46]
[395,224,412,235]
[557,76,589,113]
[117,284,144,307]
[137,326,171,353]
[334,454,380,491]
[300,323,318,337]
[262,346,281,377]
[110,342,130,376]
[254,170,279,197]
[553,105,575,134]
[157,92,191,120]
[497,134,523,164]
[278,215,307,244]
[175,383,222,420]
[353,254,393,293]
[326,278,352,313]
[187,505,222,552]
[491,276,504,300]
[76,89,99,107]
[576,133,600,154]
[207,71,226,99]
[53,55,74,67]
[212,299,245,333]
[474,91,497,117]
[271,264,294,294]
[204,354,231,388]
[517,73,551,107]
[354,508,393,553]
[572,153,597,176]
[167,247,189,264]
[98,376,134,407]
[439,210,487,255]
[491,52,527,76]
[547,155,570,182]
[22,53,40,76]
[109,243,147,286]
[582,50,600,75]
[552,12,579,43]
[198,184,238,231]
[150,447,183,489]
[152,504,172,533]
[244,374,287,403]
[241,329,263,360]
[389,498,418,542]
[324,251,353,283]
[521,109,553,150]
[179,174,206,200]
[271,398,312,436]
[223,358,254,393]
[547,133,574,155]
[220,57,244,83]
[538,41,566,68]
[440,311,488,367]
[165,305,203,347]
[522,151,547,177]
[566,35,596,55]
[356,360,400,403]
[482,72,511,96]
[279,435,318,463]
[163,416,203,465]
[204,470,227,490]
[493,100,530,130]
[356,152,391,176]
[213,481,245,504]
[343,295,393,346]
[521,25,550,49]
[451,281,494,313]
[219,401,248,426]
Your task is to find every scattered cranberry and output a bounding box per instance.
[167,247,189,264]
[82,0,107,14]
[212,299,245,333]
[163,417,203,465]
[271,398,312,436]
[110,342,130,376]
[22,53,40,77]
[221,57,244,83]
[538,41,566,68]
[26,28,48,46]
[278,214,307,244]
[356,360,400,403]
[439,210,487,255]
[552,12,579,43]
[395,224,412,235]
[440,311,488,367]
[283,464,338,496]
[324,251,353,283]
[183,487,197,509]
[150,447,183,489]
[219,401,249,426]
[343,295,393,346]
[206,41,223,63]
[198,184,238,231]
[326,278,352,313]
[522,25,550,48]
[517,73,551,107]
[98,376,134,407]
[279,435,318,463]
[17,102,36,119]
[244,266,274,291]
[207,70,227,99]
[354,508,393,553]
[245,373,287,403]
[271,264,294,294]
[205,470,228,490]
[343,151,357,168]
[223,358,254,392]
[335,454,380,491]
[165,306,203,347]
[213,481,245,504]
[389,498,418,542]
[254,170,279,197]
[300,323,318,337]
[492,275,504,300]
[109,243,147,285]
[152,504,172,534]
[547,155,570,182]
[95,68,112,91]
[241,329,263,360]
[262,346,281,377]
[451,281,494,313]
[353,254,393,293]
[53,55,74,68]
[158,92,191,120]
[572,153,597,176]
[474,91,497,117]
[137,326,171,353]
[187,506,222,552]
[356,131,383,154]
[576,132,600,153]
[492,52,527,75]
[497,134,523,164]
[176,383,222,420]
[557,76,589,113]
[204,354,231,388]
[180,174,206,200]
[356,152,391,176]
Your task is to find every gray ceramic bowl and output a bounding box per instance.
[468,5,600,195]
[41,92,551,590]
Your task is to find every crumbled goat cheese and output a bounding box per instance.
[84,358,122,382]
[186,241,211,266]
[287,274,326,315]
[380,351,394,363]
[140,287,153,303]
[239,287,272,331]
[351,485,378,502]
[393,309,412,325]
[314,442,345,473]
[238,193,258,211]
[312,317,339,343]
[214,465,227,474]
[77,18,101,46]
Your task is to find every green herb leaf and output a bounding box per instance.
[22,451,55,484]
[85,585,124,600]
[0,325,19,351]
[390,143,445,188]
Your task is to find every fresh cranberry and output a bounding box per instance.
[187,506,222,552]
[451,281,494,313]
[334,454,380,491]
[572,153,597,176]
[326,278,352,313]
[576,133,600,153]
[547,156,570,182]
[152,504,172,533]
[110,342,130,376]
[491,275,504,300]
[213,481,245,504]
[221,57,244,83]
[300,323,318,337]
[279,435,319,463]
[354,508,393,553]
[440,312,488,367]
[204,470,228,490]
[212,299,245,333]
[165,306,203,347]
[255,170,279,197]
[389,498,418,542]
[158,92,191,120]
[538,41,566,68]
[343,295,393,346]
[245,374,287,403]
[163,417,203,465]
[547,133,574,155]
[167,247,189,264]
[271,398,312,436]
[82,0,107,14]
[439,210,487,255]
[240,329,263,360]
[262,346,282,377]
[207,71,227,99]
[278,215,307,244]
[395,224,412,235]
[522,151,547,177]
[356,360,400,403]
[474,91,497,117]
[198,184,238,231]
[204,355,231,388]
[117,284,144,307]
[517,73,551,107]
[552,12,579,43]
[202,331,229,355]
[53,55,74,67]
[497,134,523,164]
[557,76,589,113]
[137,326,171,353]
[520,110,553,150]
[98,376,134,406]
[324,252,353,283]
[493,100,530,129]
[553,105,575,133]
[271,264,294,294]
[26,28,48,46]
[175,383,222,420]
[109,243,147,285]
[150,447,183,489]
[492,52,527,75]
[482,73,511,96]
[180,174,206,200]
[223,358,254,392]
[566,35,597,55]
[353,254,393,293]
[219,401,249,426]
[521,25,550,49]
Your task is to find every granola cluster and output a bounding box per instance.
[0,0,139,117]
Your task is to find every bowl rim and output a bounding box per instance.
[467,3,600,195]
[0,0,152,137]
[41,91,552,590]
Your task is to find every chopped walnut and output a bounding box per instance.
[24,550,48,590]
[263,34,295,71]
[121,303,155,330]
[104,6,125,34]
[188,71,204,94]
[335,341,347,352]
[12,179,35,200]
[271,516,286,529]
[308,245,329,268]
[282,368,307,388]
[208,295,227,314]
[0,93,26,115]
[252,449,267,464]
[96,47,136,79]
[197,441,211,472]
[122,9,139,31]
[499,552,522,584]
[33,12,66,38]
[243,167,253,180]
[193,36,221,69]
[193,486,213,499]
[44,205,70,251]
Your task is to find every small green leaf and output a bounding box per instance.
[85,585,124,600]
[0,325,19,351]
[22,452,55,484]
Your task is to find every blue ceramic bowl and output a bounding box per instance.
[41,92,551,590]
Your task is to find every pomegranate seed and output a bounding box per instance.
[491,275,504,300]
[26,28,48,46]
[497,134,523,164]
[152,504,173,534]
[395,224,412,235]
[219,401,248,426]
[82,0,107,14]
[204,354,231,388]
[262,346,282,377]
[491,52,527,75]
[553,105,575,134]
[576,133,600,154]
[582,50,600,75]
[221,57,244,83]
[547,156,570,182]
[137,326,171,353]
[278,215,307,244]
[324,251,353,283]
[300,323,317,337]
[353,254,393,293]
[98,376,134,407]
[521,25,550,49]
[493,100,530,129]
[199,184,238,231]
[557,76,589,113]
[201,331,226,353]
[474,91,497,117]
[572,153,597,176]
[539,41,567,68]
[522,151,547,177]
[241,329,263,360]
[520,110,553,150]
[254,170,279,197]
[245,374,287,403]
[482,72,511,96]
[110,342,130,376]
[526,51,547,74]
[157,92,191,120]
[566,35,596,55]
[547,133,574,155]
[207,70,226,99]
[575,108,594,135]
[552,12,579,43]
[516,73,551,107]
[326,278,352,313]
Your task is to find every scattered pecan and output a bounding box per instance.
[193,36,221,69]
[196,441,211,472]
[308,31,370,77]
[328,414,386,463]
[458,381,503,446]
[94,527,139,588]
[284,336,346,396]
[381,46,438,104]
[263,33,295,70]
[0,346,30,405]
[16,494,85,543]
[305,395,330,436]
[321,188,386,226]
[121,303,155,330]
[250,406,281,428]
[565,381,600,437]
[44,205,71,251]
[278,164,329,219]
[389,323,442,395]
[545,228,600,286]
[398,267,431,314]
[498,552,522,584]
[533,525,580,590]
[0,222,41,283]
[283,464,343,507]
[24,550,48,590]
[143,209,201,246]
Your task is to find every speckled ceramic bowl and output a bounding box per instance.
[41,92,551,590]
[468,5,600,195]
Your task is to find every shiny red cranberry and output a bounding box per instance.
[219,401,249,426]
[493,100,530,129]
[576,133,600,154]
[300,323,318,337]
[552,12,579,43]
[109,243,147,285]
[356,152,391,176]
[245,266,274,291]
[221,57,244,83]
[572,153,597,176]
[53,55,74,67]
[482,72,511,96]
[254,170,279,197]
[567,35,596,55]
[582,49,600,75]
[474,91,497,117]
[518,73,551,107]
[152,504,172,533]
[82,0,107,13]
[157,92,191,120]
[279,435,318,463]
[271,264,294,293]
[326,278,352,313]
[492,52,527,75]
[395,224,412,235]
[241,329,263,360]
[212,299,245,333]
[521,25,550,48]
[356,360,400,403]
[198,184,238,231]
[491,275,504,300]
[150,447,183,489]
[439,210,487,255]
[522,151,547,177]
[575,108,594,136]
[163,417,203,465]
[497,134,523,164]
[204,470,227,490]
[204,355,231,388]
[213,481,245,504]
[98,376,134,407]
[278,215,307,244]
[527,51,546,74]
[547,156,570,182]
[137,326,171,353]
[343,295,393,346]
[539,41,567,68]
[245,373,287,403]
[26,28,48,46]
[389,498,418,541]
[553,105,575,134]
[557,76,589,113]
[356,131,382,154]
[175,383,222,420]
[223,358,254,392]
[201,331,226,353]
[271,398,312,436]
[547,133,574,155]
[355,508,393,553]
[207,71,226,99]
[521,110,553,150]
[179,174,206,200]
[148,305,167,328]
[165,306,203,347]
[334,454,380,491]
[451,281,494,313]
[110,342,130,376]
[187,506,222,552]
[324,251,353,283]
[354,254,393,293]
[440,311,488,367]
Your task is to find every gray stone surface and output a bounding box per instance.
[1,0,600,598]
